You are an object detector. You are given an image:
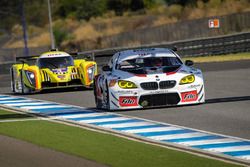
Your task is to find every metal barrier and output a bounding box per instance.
[79,32,250,66]
[0,32,249,74]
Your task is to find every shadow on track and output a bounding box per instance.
[205,96,250,104]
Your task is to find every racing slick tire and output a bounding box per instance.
[10,68,16,93]
[93,79,102,109]
[104,81,110,110]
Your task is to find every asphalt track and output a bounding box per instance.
[0,60,250,166]
[1,60,249,139]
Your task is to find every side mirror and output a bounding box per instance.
[102,65,111,71]
[172,46,177,52]
[185,60,194,66]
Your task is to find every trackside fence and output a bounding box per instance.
[0,32,249,74]
[79,32,250,66]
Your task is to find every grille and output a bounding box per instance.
[140,82,158,90]
[159,80,176,89]
[140,80,176,90]
[139,93,180,107]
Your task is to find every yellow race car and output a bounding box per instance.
[10,50,97,94]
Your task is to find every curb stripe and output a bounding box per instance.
[93,119,143,126]
[69,115,119,121]
[224,150,250,156]
[167,135,224,143]
[102,122,156,128]
[177,138,238,146]
[124,126,182,133]
[47,109,94,116]
[194,142,250,149]
[114,124,166,131]
[136,129,194,137]
[5,102,53,106]
[148,132,211,140]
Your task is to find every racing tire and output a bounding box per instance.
[10,68,16,93]
[93,79,102,109]
[105,81,110,110]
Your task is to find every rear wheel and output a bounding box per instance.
[93,79,102,109]
[104,81,110,110]
[10,68,16,93]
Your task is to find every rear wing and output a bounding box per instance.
[70,52,94,61]
[15,55,39,65]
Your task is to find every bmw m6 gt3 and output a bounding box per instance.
[94,48,205,110]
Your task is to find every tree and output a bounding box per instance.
[57,0,107,20]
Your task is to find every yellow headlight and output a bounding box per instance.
[179,74,195,85]
[118,80,137,89]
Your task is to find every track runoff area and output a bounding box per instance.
[0,94,249,165]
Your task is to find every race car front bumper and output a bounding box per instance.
[109,84,205,110]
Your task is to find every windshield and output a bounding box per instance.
[118,57,182,74]
[37,56,74,69]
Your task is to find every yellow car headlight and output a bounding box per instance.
[179,74,195,85]
[118,80,137,89]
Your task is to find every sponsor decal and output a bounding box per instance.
[119,96,137,107]
[109,79,117,87]
[47,53,62,57]
[188,84,201,89]
[57,75,66,79]
[149,90,169,94]
[52,68,67,73]
[116,90,137,94]
[181,90,198,102]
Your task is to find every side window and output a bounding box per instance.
[108,58,113,68]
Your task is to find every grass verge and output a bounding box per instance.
[0,109,242,167]
[183,52,250,63]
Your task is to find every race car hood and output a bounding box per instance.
[114,65,201,81]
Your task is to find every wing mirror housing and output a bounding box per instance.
[185,60,194,66]
[102,65,112,71]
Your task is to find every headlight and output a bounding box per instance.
[25,71,36,86]
[118,80,137,89]
[87,65,95,81]
[179,74,195,85]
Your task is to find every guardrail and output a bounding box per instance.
[79,32,250,66]
[0,32,249,74]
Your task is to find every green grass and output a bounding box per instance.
[0,109,242,167]
[183,52,250,63]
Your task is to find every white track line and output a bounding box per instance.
[148,132,208,141]
[20,105,70,109]
[179,138,240,146]
[123,126,182,133]
[78,117,131,124]
[100,122,156,128]
[236,155,250,160]
[205,146,250,152]
[5,102,52,106]
[57,113,108,119]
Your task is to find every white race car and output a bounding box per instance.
[94,48,205,110]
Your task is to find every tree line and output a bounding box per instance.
[0,0,211,33]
